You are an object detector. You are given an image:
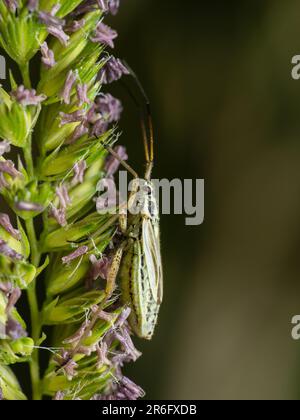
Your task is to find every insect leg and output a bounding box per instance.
[105,243,125,298]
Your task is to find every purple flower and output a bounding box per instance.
[105,145,128,177]
[50,185,71,226]
[4,0,18,13]
[86,105,99,124]
[27,0,39,12]
[49,206,67,227]
[118,376,145,400]
[0,160,21,189]
[107,0,120,15]
[59,110,85,126]
[41,42,56,68]
[90,305,115,322]
[115,307,131,328]
[0,141,11,157]
[6,317,27,340]
[56,185,71,209]
[96,342,111,368]
[6,287,21,314]
[65,19,86,33]
[60,70,77,104]
[72,0,121,17]
[71,0,98,16]
[54,391,65,400]
[63,321,89,345]
[62,246,89,265]
[98,0,120,16]
[91,22,118,48]
[0,240,23,261]
[76,84,90,107]
[0,161,21,178]
[0,282,13,294]
[92,376,144,401]
[72,160,87,186]
[62,359,78,380]
[38,11,65,28]
[89,254,111,280]
[11,86,46,106]
[68,122,89,144]
[47,26,70,46]
[96,93,123,123]
[114,328,141,362]
[14,201,44,212]
[54,350,70,365]
[99,57,129,84]
[90,118,109,137]
[0,213,20,240]
[38,8,70,46]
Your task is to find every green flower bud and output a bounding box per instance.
[0,337,34,365]
[43,360,111,400]
[0,218,30,259]
[46,231,112,296]
[0,87,40,148]
[0,255,36,290]
[0,221,36,288]
[0,365,27,400]
[38,12,103,103]
[42,212,116,252]
[0,291,33,365]
[5,180,54,220]
[38,131,108,179]
[82,314,119,349]
[0,225,22,255]
[39,0,84,17]
[46,255,90,297]
[43,288,106,325]
[0,4,46,66]
[37,82,100,153]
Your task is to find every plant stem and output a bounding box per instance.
[26,218,42,400]
[23,136,34,178]
[22,103,42,399]
[20,62,31,88]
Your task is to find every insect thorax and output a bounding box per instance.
[127,179,159,221]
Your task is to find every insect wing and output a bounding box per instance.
[142,217,163,304]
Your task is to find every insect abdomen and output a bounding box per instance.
[119,238,160,340]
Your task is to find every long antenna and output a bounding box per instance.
[121,61,155,180]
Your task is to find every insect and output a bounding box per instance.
[104,66,163,340]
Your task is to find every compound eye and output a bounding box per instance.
[143,186,152,195]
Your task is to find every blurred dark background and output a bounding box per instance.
[109,0,300,399]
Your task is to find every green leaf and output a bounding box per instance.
[0,337,34,365]
[0,255,36,289]
[43,289,106,325]
[0,365,27,400]
[36,256,50,278]
[0,10,47,65]
[42,212,116,252]
[17,219,30,259]
[37,332,47,347]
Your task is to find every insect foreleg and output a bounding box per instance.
[105,243,125,298]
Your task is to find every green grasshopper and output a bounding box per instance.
[104,69,163,340]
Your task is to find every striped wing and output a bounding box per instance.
[142,217,163,304]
